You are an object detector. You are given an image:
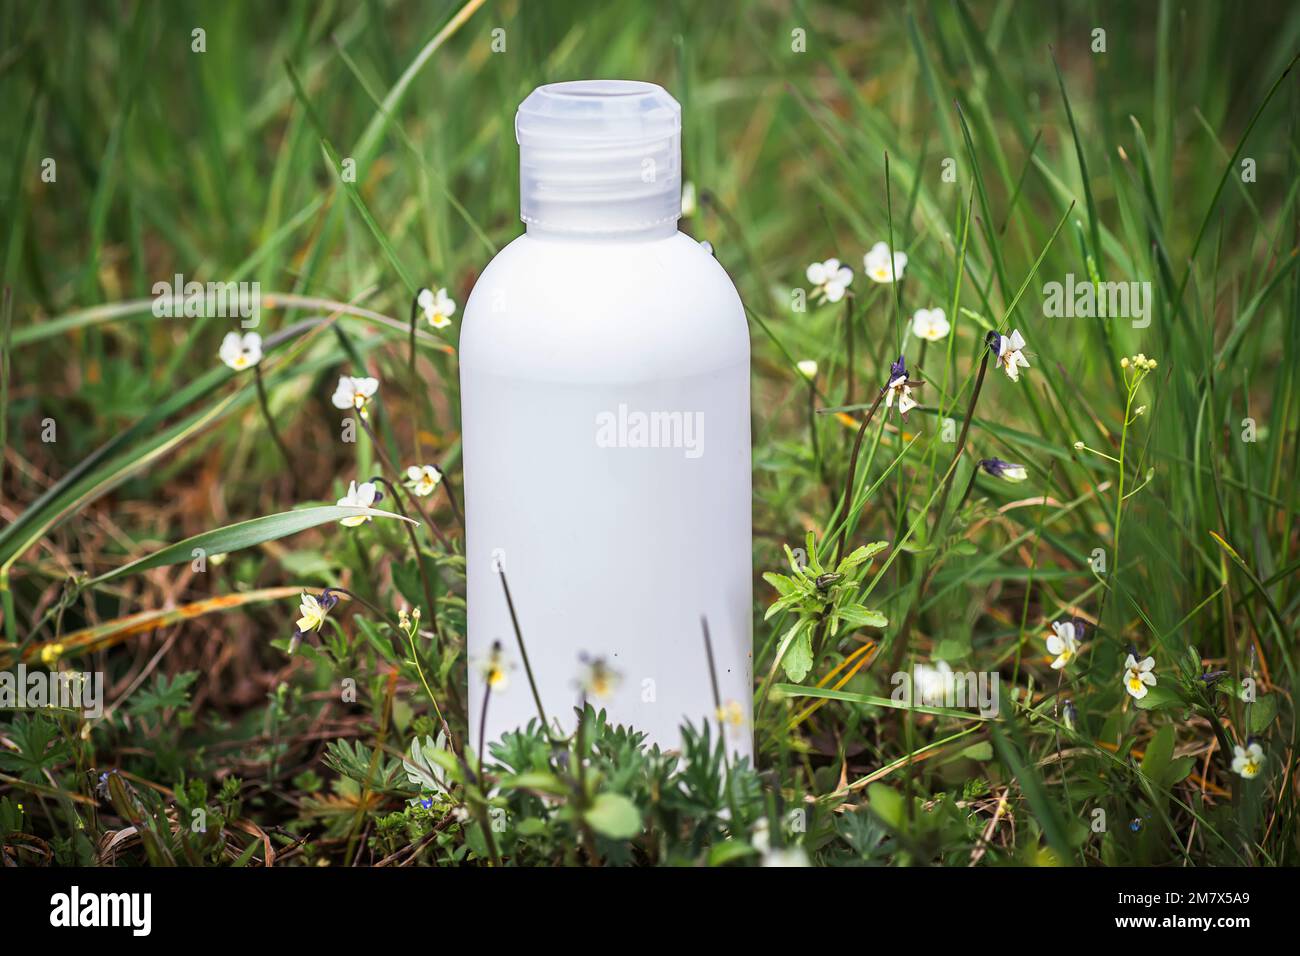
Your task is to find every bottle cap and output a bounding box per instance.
[516,80,681,235]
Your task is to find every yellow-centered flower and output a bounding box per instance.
[580,657,622,700]
[296,593,328,633]
[863,241,907,284]
[418,288,456,330]
[716,700,745,728]
[480,643,511,691]
[1046,621,1079,670]
[1231,743,1264,780]
[405,465,442,498]
[336,480,378,526]
[218,332,263,371]
[331,375,379,415]
[1122,653,1157,700]
[911,308,950,341]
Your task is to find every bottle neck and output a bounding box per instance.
[524,220,678,242]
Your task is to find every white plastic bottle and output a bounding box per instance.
[460,80,752,758]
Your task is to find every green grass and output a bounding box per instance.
[1,0,1297,866]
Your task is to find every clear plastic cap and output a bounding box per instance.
[516,80,681,235]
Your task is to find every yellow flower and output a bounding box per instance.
[418,288,456,330]
[337,480,378,526]
[480,642,511,691]
[404,465,442,498]
[579,657,622,700]
[1231,743,1264,780]
[218,332,263,371]
[39,642,65,666]
[716,700,745,728]
[1124,353,1158,372]
[1122,653,1156,699]
[330,375,379,415]
[296,593,328,634]
[805,259,853,303]
[863,241,907,283]
[910,308,950,341]
[1046,621,1078,670]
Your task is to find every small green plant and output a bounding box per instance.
[763,532,889,682]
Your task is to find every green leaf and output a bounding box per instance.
[277,550,336,579]
[773,684,992,721]
[782,625,814,683]
[516,817,547,837]
[89,506,416,586]
[1140,724,1174,782]
[426,746,464,783]
[127,672,198,716]
[867,784,904,828]
[766,597,801,621]
[1248,694,1278,734]
[499,772,568,796]
[232,838,262,867]
[402,733,449,793]
[1133,684,1183,711]
[1164,756,1196,787]
[959,741,993,762]
[836,604,888,630]
[0,715,68,781]
[708,840,758,866]
[837,541,889,570]
[585,792,641,840]
[762,571,799,598]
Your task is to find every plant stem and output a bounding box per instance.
[359,416,454,552]
[437,464,464,529]
[346,669,396,865]
[408,293,421,379]
[807,376,832,504]
[476,684,491,789]
[843,294,855,406]
[370,476,441,644]
[1112,380,1136,577]
[887,342,994,673]
[571,702,602,865]
[953,465,980,517]
[404,625,457,754]
[323,585,395,624]
[497,567,552,735]
[831,388,887,565]
[254,364,295,483]
[364,478,459,753]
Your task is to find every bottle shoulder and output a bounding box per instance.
[459,231,748,384]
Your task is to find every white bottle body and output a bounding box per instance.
[460,228,752,756]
